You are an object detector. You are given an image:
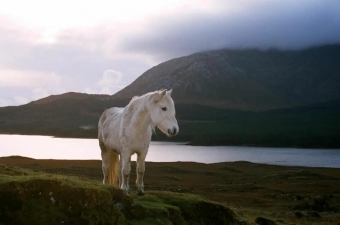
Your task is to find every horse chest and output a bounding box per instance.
[120,127,151,151]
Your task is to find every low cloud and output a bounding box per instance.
[13,96,29,105]
[32,88,50,100]
[0,98,11,107]
[0,69,61,88]
[97,69,126,95]
[0,96,29,107]
[119,1,340,61]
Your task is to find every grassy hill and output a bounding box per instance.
[0,164,238,225]
[2,157,340,225]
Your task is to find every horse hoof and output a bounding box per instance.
[122,190,129,196]
[137,191,145,196]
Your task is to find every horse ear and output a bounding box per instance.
[153,90,166,102]
[167,89,172,96]
[160,89,166,96]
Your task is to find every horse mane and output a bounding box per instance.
[131,90,165,99]
[128,90,166,135]
[129,90,166,104]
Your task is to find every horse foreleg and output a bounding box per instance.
[101,150,110,184]
[120,152,131,195]
[118,155,122,188]
[136,151,147,195]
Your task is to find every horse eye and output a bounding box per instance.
[161,107,167,111]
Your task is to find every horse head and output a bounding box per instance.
[148,89,179,137]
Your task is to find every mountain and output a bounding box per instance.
[0,45,340,147]
[0,92,111,138]
[31,92,109,105]
[114,45,340,111]
[186,98,340,148]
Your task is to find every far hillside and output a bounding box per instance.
[114,45,340,111]
[0,45,339,148]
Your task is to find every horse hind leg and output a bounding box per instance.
[100,142,110,184]
[108,151,119,186]
[136,151,147,195]
[100,144,119,186]
[120,152,131,195]
[118,156,122,187]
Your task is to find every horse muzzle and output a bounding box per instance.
[167,127,178,136]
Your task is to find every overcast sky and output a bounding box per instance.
[0,0,339,106]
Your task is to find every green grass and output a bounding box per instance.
[0,164,126,225]
[128,191,237,225]
[0,165,239,225]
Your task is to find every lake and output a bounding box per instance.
[1,135,339,168]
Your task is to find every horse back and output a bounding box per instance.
[98,107,124,146]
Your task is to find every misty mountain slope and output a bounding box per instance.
[0,45,340,147]
[114,45,340,110]
[31,92,110,105]
[0,93,109,122]
[0,93,115,138]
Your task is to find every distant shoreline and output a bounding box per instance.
[1,132,340,149]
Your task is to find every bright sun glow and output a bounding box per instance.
[0,0,198,44]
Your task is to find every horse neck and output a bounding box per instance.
[129,96,152,132]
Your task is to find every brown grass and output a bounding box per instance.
[1,156,340,225]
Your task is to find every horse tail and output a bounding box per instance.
[108,151,119,186]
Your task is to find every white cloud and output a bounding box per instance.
[99,87,113,95]
[0,69,61,88]
[98,70,123,87]
[97,69,125,95]
[13,96,29,105]
[0,96,29,106]
[0,98,11,107]
[0,0,202,29]
[0,0,199,47]
[84,87,97,94]
[32,88,49,100]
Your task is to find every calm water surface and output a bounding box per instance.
[1,135,339,168]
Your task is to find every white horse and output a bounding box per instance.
[98,90,179,195]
